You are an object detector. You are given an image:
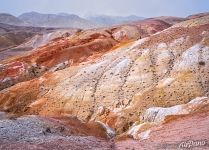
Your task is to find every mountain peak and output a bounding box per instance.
[0,13,30,26]
[18,12,95,28]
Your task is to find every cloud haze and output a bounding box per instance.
[1,0,209,17]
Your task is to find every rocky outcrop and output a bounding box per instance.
[141,97,209,123]
[126,122,156,140]
[1,14,209,137]
[116,111,209,150]
[126,97,209,140]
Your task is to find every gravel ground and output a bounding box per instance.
[0,115,115,150]
[0,112,5,120]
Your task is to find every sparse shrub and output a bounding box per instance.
[199,61,205,66]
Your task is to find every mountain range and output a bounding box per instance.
[86,14,144,26]
[18,12,96,28]
[0,13,29,26]
[0,12,144,28]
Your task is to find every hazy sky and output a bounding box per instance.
[1,0,209,17]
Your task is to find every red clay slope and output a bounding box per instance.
[0,18,171,90]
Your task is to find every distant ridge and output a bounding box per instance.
[0,12,144,29]
[86,14,144,26]
[187,12,209,19]
[18,12,97,29]
[0,13,30,26]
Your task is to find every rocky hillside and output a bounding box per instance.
[0,23,79,60]
[187,12,209,19]
[0,13,209,149]
[146,16,187,25]
[0,18,171,90]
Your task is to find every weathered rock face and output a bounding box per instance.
[140,97,209,123]
[116,111,209,150]
[126,97,209,140]
[1,15,209,137]
[126,122,157,140]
